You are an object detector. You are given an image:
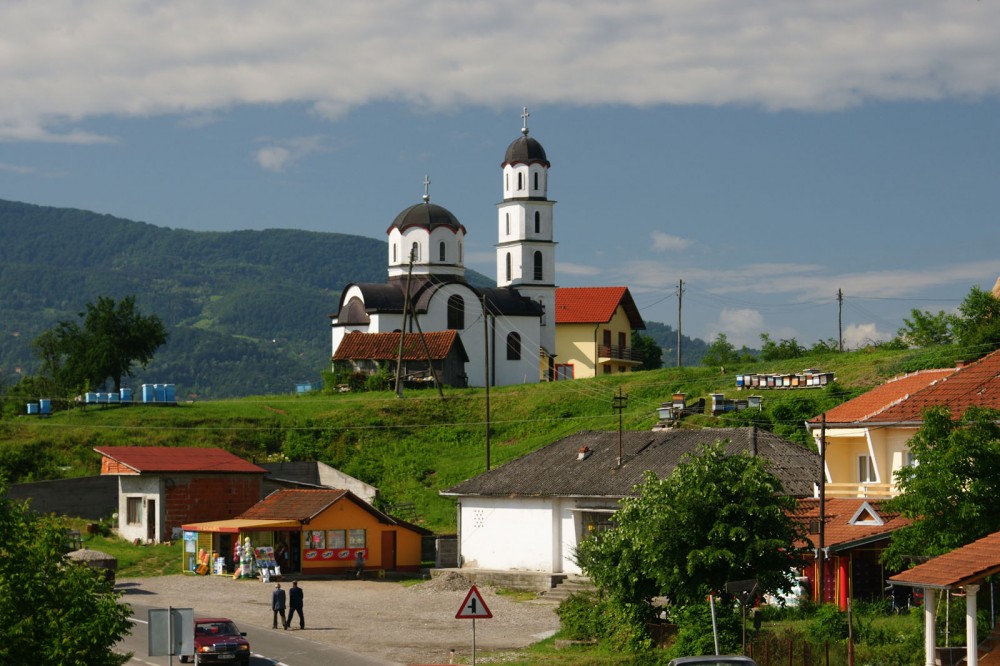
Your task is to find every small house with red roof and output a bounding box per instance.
[554,286,646,379]
[95,446,267,544]
[805,350,1000,499]
[182,489,429,577]
[332,329,469,387]
[793,498,910,610]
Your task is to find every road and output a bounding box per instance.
[121,599,401,666]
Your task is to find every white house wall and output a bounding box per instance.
[459,497,556,571]
[117,475,162,544]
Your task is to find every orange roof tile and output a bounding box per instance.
[94,446,267,474]
[890,531,1000,590]
[555,286,645,327]
[332,329,466,362]
[793,498,909,551]
[869,349,1000,423]
[809,368,956,425]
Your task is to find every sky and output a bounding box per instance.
[2,1,1000,350]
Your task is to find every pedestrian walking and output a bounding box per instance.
[286,580,304,629]
[271,582,287,629]
[355,550,365,579]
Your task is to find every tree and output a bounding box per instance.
[883,405,1000,568]
[632,331,663,370]
[896,309,954,348]
[702,333,739,368]
[36,295,168,392]
[952,286,1000,356]
[576,442,807,609]
[759,333,806,361]
[0,478,133,664]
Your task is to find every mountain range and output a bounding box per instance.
[0,198,704,398]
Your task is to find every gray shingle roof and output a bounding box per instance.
[441,427,818,499]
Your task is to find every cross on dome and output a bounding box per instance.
[521,107,530,135]
[422,174,431,203]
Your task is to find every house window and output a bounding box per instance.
[555,363,574,380]
[858,455,876,483]
[581,511,615,539]
[348,529,366,549]
[447,295,464,330]
[533,251,543,280]
[506,332,521,360]
[505,253,512,282]
[304,529,326,549]
[439,241,446,262]
[905,450,917,467]
[534,211,540,233]
[126,497,142,525]
[327,529,346,549]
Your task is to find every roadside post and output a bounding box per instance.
[455,585,493,665]
[148,606,194,664]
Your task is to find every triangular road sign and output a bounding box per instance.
[455,585,493,619]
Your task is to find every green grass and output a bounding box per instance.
[3,346,957,534]
[61,518,185,577]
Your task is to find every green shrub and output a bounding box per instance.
[807,604,849,643]
[665,601,741,660]
[556,592,605,641]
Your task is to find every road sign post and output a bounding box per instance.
[456,585,492,665]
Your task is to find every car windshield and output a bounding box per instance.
[196,621,240,636]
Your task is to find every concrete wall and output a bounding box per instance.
[7,476,117,519]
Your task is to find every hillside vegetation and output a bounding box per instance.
[1,345,960,533]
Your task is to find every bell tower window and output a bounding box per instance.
[410,242,420,262]
[533,172,539,190]
[505,253,512,282]
[518,172,524,190]
[534,211,541,234]
[533,251,543,281]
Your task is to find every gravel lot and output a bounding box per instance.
[118,572,561,665]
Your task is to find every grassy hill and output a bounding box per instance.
[1,344,961,533]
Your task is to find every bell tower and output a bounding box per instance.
[496,108,556,358]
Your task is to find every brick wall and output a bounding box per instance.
[101,457,138,475]
[164,474,263,536]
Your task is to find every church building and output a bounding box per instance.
[330,110,557,387]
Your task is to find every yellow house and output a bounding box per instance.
[183,489,429,576]
[805,351,1000,499]
[553,286,645,379]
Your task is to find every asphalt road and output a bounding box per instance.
[122,599,400,666]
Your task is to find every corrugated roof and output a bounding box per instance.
[332,329,467,362]
[890,531,1000,590]
[793,498,909,551]
[442,427,818,499]
[809,369,955,425]
[180,518,301,533]
[94,446,267,474]
[555,286,645,328]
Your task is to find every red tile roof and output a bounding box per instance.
[332,329,466,361]
[870,349,1000,423]
[238,488,350,520]
[809,368,956,425]
[890,531,1000,590]
[555,286,645,328]
[793,498,909,551]
[94,446,267,474]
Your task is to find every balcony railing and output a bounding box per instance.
[598,345,643,363]
[822,482,898,499]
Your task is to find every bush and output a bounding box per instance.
[556,592,604,640]
[665,600,741,660]
[807,604,849,643]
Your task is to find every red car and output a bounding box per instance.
[180,617,251,664]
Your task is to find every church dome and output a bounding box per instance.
[388,202,463,233]
[503,135,549,167]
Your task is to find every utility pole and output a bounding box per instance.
[837,289,843,352]
[482,294,491,471]
[819,413,827,603]
[394,251,415,397]
[612,388,627,467]
[677,279,684,368]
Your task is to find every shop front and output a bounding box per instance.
[181,518,299,577]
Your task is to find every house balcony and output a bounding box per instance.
[822,482,898,500]
[598,345,643,366]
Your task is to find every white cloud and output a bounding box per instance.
[651,231,692,252]
[558,261,602,277]
[254,135,329,172]
[842,323,892,349]
[3,1,1000,142]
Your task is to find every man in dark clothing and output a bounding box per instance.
[286,580,304,629]
[271,583,287,629]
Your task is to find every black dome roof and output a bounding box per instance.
[387,202,464,233]
[503,135,549,167]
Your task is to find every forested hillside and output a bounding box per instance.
[0,199,397,397]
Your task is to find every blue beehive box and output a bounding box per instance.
[27,403,39,415]
[39,398,51,415]
[120,387,132,402]
[108,392,120,403]
[164,384,175,402]
[154,384,166,402]
[85,392,98,404]
[142,384,155,403]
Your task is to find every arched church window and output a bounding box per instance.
[447,295,464,330]
[533,251,543,281]
[505,253,512,282]
[534,211,541,234]
[439,241,446,262]
[518,172,524,190]
[410,242,420,262]
[506,332,521,360]
[505,213,510,236]
[393,243,397,263]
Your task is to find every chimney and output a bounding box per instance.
[956,360,967,369]
[577,446,591,461]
